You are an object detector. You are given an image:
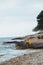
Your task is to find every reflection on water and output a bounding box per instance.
[0,38,41,63]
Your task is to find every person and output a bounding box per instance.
[26,39,32,45]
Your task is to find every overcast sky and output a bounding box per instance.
[0,0,43,37]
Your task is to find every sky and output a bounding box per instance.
[0,0,43,37]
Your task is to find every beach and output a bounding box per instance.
[0,32,43,65]
[0,50,43,65]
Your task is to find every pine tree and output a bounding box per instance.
[33,11,43,31]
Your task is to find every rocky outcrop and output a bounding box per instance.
[3,32,43,49]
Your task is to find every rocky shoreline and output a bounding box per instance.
[0,50,43,65]
[0,32,43,65]
[3,32,43,49]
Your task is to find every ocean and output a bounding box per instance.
[0,37,40,63]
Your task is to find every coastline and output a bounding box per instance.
[0,32,43,65]
[0,50,43,65]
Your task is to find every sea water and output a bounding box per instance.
[0,37,40,63]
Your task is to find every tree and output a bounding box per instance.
[33,11,43,31]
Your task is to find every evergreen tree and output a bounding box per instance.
[33,11,43,31]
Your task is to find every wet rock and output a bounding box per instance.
[12,37,24,40]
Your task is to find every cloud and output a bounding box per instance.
[0,0,43,37]
[0,21,37,37]
[0,0,43,16]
